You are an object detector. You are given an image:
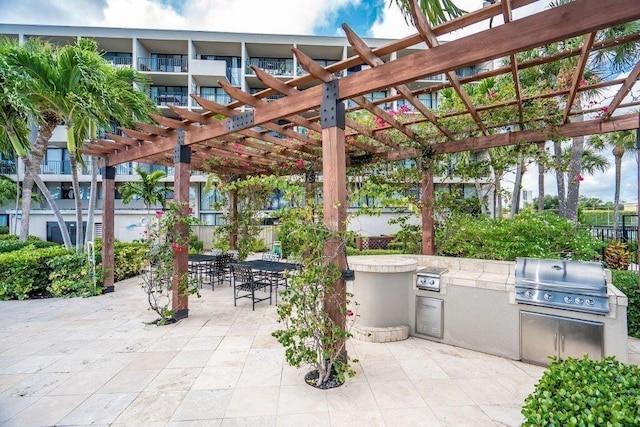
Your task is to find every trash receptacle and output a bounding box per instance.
[273,241,281,256]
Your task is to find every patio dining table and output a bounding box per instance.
[236,259,300,303]
[188,254,220,287]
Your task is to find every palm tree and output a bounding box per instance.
[392,0,466,26]
[2,37,157,251]
[121,167,171,213]
[588,130,636,231]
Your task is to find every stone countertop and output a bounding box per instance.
[349,255,417,273]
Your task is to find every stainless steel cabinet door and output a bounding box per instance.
[559,318,603,361]
[520,311,559,366]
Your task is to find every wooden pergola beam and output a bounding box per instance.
[342,23,456,140]
[293,47,424,144]
[408,0,487,135]
[134,122,172,137]
[501,0,524,128]
[563,32,596,123]
[604,59,640,119]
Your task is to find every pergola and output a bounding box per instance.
[85,0,640,331]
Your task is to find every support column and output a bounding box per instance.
[321,80,347,356]
[172,131,191,320]
[421,163,435,255]
[101,165,115,292]
[636,125,639,288]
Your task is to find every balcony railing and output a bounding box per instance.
[105,56,132,68]
[153,93,188,106]
[199,93,232,105]
[40,160,71,175]
[0,161,16,175]
[246,59,293,77]
[138,57,188,73]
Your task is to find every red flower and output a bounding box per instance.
[188,206,193,213]
[171,243,183,253]
[579,78,587,86]
[487,90,498,99]
[602,106,610,113]
[155,211,164,217]
[374,116,386,128]
[577,174,584,182]
[295,159,305,169]
[347,309,354,317]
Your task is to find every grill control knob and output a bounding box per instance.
[575,297,584,305]
[585,298,595,306]
[524,290,533,298]
[563,296,573,303]
[543,293,553,301]
[429,279,436,285]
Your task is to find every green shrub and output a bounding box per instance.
[188,233,204,254]
[0,226,8,234]
[436,211,604,261]
[47,254,103,298]
[0,245,70,300]
[94,238,148,282]
[522,356,640,426]
[0,239,58,254]
[612,270,640,338]
[0,234,18,241]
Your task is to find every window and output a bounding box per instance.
[150,86,188,106]
[200,87,231,105]
[202,55,241,85]
[200,184,222,210]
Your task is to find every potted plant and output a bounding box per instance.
[272,203,358,389]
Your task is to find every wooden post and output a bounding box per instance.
[172,131,191,320]
[421,164,435,255]
[229,185,238,250]
[321,81,347,356]
[101,165,115,292]
[636,125,639,288]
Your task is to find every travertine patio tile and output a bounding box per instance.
[381,407,443,427]
[455,378,521,405]
[171,389,233,420]
[0,396,39,423]
[2,371,72,397]
[359,359,409,382]
[329,409,386,426]
[221,415,276,426]
[167,349,216,368]
[98,368,160,393]
[114,390,186,424]
[414,379,474,407]
[1,394,86,427]
[192,366,242,390]
[58,392,138,425]
[325,381,376,412]
[397,358,449,381]
[85,352,139,371]
[40,352,102,373]
[124,350,178,370]
[480,404,526,426]
[430,404,497,426]
[0,373,30,394]
[206,348,249,367]
[277,385,328,415]
[368,380,427,409]
[167,420,222,427]
[276,412,330,426]
[183,335,223,351]
[237,363,282,387]
[217,335,255,350]
[225,385,279,417]
[48,370,118,395]
[146,367,201,392]
[0,354,64,374]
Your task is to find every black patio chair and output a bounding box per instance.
[230,263,272,310]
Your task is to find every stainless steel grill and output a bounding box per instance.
[515,258,609,315]
[416,267,448,291]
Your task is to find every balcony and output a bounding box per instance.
[199,92,232,105]
[138,57,188,73]
[40,160,71,175]
[246,59,293,77]
[0,160,16,175]
[104,55,132,68]
[153,93,188,107]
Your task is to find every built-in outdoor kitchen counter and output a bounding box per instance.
[348,255,629,365]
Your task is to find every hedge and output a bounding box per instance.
[0,239,58,254]
[611,270,640,338]
[522,356,640,426]
[0,245,71,300]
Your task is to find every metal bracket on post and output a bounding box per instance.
[103,164,116,180]
[226,110,254,132]
[174,130,191,164]
[321,80,345,130]
[305,170,316,183]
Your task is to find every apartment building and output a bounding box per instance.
[0,24,492,243]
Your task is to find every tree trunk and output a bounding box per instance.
[84,156,98,249]
[613,148,624,232]
[554,140,566,217]
[19,119,57,241]
[494,174,503,218]
[510,154,525,219]
[565,137,584,224]
[22,156,73,250]
[537,161,545,212]
[69,153,83,253]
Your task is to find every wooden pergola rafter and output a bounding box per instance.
[88,0,640,324]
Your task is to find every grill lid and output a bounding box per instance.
[515,258,606,293]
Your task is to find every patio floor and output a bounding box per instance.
[1,275,638,427]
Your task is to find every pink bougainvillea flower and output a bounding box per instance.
[577,174,584,181]
[234,142,242,148]
[579,78,587,86]
[171,243,183,253]
[295,159,305,169]
[155,211,164,217]
[347,309,354,317]
[374,116,386,128]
